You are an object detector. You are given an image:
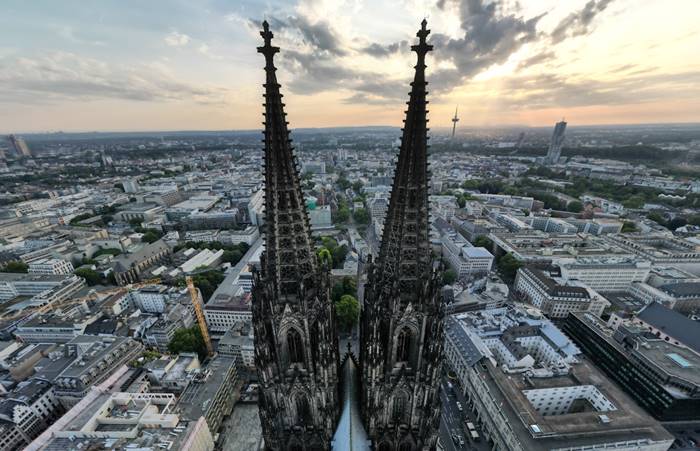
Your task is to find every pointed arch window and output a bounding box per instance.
[288,328,304,364]
[396,327,412,363]
[295,394,311,424]
[399,443,413,451]
[392,392,409,423]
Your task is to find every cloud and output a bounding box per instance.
[0,52,229,104]
[429,0,544,92]
[517,50,556,70]
[360,40,409,57]
[164,31,191,47]
[197,44,223,61]
[265,15,346,56]
[550,0,615,44]
[489,70,700,109]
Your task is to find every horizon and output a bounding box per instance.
[2,0,700,133]
[8,120,700,137]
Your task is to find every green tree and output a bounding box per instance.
[337,177,351,190]
[497,253,522,283]
[190,269,225,301]
[647,212,665,226]
[74,268,102,286]
[352,180,363,193]
[222,249,243,265]
[472,236,493,249]
[2,261,28,273]
[168,326,207,360]
[333,207,350,224]
[566,201,583,213]
[353,208,370,225]
[335,295,360,332]
[443,269,457,285]
[318,248,333,267]
[331,276,357,302]
[621,221,638,233]
[667,217,687,231]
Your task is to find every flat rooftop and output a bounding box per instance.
[480,345,672,450]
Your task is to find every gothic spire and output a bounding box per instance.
[258,21,317,299]
[375,19,433,299]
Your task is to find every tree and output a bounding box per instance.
[497,253,522,283]
[318,248,333,267]
[472,236,493,249]
[222,249,243,265]
[667,217,687,231]
[337,177,351,190]
[443,269,457,285]
[2,261,28,273]
[168,326,207,360]
[190,269,225,301]
[621,221,638,233]
[333,207,350,224]
[335,295,360,332]
[142,231,160,244]
[74,268,102,286]
[331,276,357,302]
[647,212,665,226]
[353,208,370,225]
[352,180,363,193]
[566,201,583,213]
[129,218,142,227]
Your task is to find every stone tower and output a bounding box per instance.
[252,21,340,451]
[359,20,444,451]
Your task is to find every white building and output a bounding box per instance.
[309,205,332,230]
[28,258,74,275]
[515,267,609,318]
[179,248,224,274]
[443,307,673,451]
[441,233,494,279]
[129,286,168,313]
[558,258,651,291]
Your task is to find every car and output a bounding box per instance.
[456,402,463,411]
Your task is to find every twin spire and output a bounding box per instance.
[258,20,317,299]
[374,19,433,300]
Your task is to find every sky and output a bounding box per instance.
[1,0,700,133]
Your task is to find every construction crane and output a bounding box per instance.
[186,275,214,358]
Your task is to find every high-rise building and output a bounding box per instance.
[7,134,32,157]
[251,21,340,450]
[359,20,443,451]
[545,120,566,164]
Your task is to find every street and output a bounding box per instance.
[438,375,491,451]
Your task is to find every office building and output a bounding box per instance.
[545,120,566,165]
[515,267,609,318]
[558,258,651,291]
[563,305,700,421]
[444,306,673,451]
[27,258,74,276]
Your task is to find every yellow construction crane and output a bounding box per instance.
[186,275,214,358]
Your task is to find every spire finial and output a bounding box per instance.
[258,20,279,67]
[412,19,433,60]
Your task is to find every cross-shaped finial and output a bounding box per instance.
[412,19,433,57]
[257,20,280,66]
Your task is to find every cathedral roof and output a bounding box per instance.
[332,355,370,450]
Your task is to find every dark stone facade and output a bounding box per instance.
[359,20,444,451]
[252,21,341,451]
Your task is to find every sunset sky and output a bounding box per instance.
[2,0,699,133]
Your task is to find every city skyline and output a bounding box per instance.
[3,0,700,133]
